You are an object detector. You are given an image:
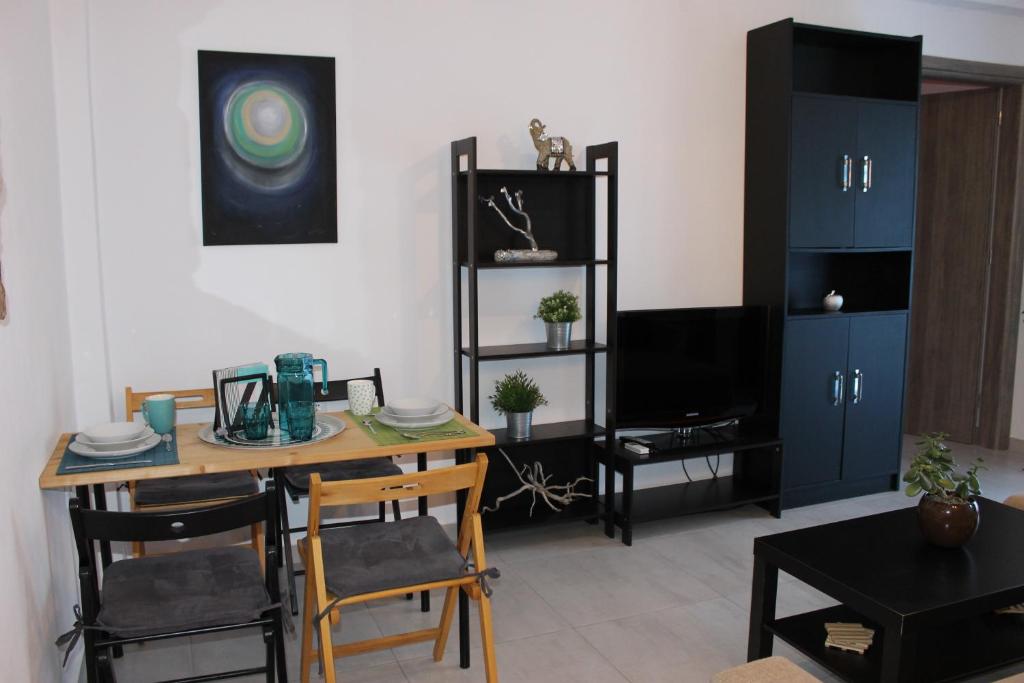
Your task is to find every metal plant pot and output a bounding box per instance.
[545,321,573,350]
[506,411,533,440]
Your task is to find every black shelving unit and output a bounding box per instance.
[451,136,618,532]
[744,19,921,508]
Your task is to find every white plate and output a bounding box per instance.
[374,409,454,430]
[386,397,443,417]
[83,421,148,443]
[378,404,449,422]
[76,427,155,452]
[197,414,346,450]
[69,433,162,459]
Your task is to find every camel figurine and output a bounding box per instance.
[529,118,576,171]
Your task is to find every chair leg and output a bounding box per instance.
[432,586,459,662]
[253,522,265,575]
[275,611,289,683]
[132,540,145,558]
[477,591,499,683]
[264,626,275,683]
[378,500,386,522]
[83,632,99,683]
[299,566,317,683]
[315,600,337,683]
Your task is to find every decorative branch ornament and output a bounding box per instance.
[482,448,593,517]
[478,187,558,262]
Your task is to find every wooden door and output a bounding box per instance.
[842,314,908,480]
[905,88,1002,443]
[789,95,857,248]
[781,317,850,489]
[854,102,918,247]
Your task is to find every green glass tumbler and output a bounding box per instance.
[242,402,271,440]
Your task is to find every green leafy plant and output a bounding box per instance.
[489,370,549,415]
[535,290,581,323]
[903,433,984,503]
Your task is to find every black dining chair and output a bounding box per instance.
[274,368,428,615]
[69,484,287,683]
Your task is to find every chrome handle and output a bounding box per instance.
[851,369,863,404]
[831,370,845,406]
[840,154,852,191]
[862,155,872,192]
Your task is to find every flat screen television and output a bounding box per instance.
[615,306,770,429]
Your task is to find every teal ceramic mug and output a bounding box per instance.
[142,393,176,435]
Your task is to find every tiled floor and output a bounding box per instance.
[99,436,1024,682]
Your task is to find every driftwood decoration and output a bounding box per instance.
[482,448,592,517]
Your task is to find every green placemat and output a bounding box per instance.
[348,408,472,446]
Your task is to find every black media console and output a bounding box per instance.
[596,426,782,545]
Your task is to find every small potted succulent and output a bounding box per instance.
[536,289,582,350]
[903,433,984,548]
[489,370,548,440]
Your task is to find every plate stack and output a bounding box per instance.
[823,622,875,655]
[376,398,453,430]
[70,422,160,459]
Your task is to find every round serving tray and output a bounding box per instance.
[198,414,346,449]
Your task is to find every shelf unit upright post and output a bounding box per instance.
[450,136,618,534]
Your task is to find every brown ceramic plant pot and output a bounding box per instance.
[917,494,980,548]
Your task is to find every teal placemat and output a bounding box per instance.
[348,408,473,446]
[57,428,180,475]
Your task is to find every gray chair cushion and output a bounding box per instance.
[96,546,272,637]
[134,472,259,506]
[308,516,466,600]
[284,458,403,492]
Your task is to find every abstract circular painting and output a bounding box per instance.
[199,51,336,245]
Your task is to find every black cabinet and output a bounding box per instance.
[790,95,917,249]
[744,19,920,508]
[782,314,908,491]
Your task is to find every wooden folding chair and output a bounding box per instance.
[298,453,497,683]
[125,386,262,562]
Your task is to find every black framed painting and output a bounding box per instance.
[198,50,337,246]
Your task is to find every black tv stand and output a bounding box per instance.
[597,427,783,545]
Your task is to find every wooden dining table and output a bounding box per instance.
[38,409,495,671]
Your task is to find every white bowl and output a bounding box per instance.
[387,397,442,417]
[83,421,148,444]
[76,426,155,452]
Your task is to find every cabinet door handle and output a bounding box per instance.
[862,155,872,192]
[851,369,863,404]
[840,154,852,191]
[831,370,845,406]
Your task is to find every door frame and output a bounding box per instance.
[920,56,1024,449]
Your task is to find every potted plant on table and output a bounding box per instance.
[489,370,548,440]
[535,290,581,350]
[903,433,985,548]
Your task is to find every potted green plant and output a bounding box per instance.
[535,289,582,350]
[489,370,548,440]
[903,433,984,548]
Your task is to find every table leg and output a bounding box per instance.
[91,483,113,568]
[880,621,917,683]
[417,452,430,613]
[747,554,778,661]
[622,463,634,546]
[274,469,299,615]
[604,446,615,538]
[455,448,471,669]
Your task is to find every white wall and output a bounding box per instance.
[0,1,79,680]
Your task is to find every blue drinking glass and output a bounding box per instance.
[287,400,316,441]
[242,402,271,440]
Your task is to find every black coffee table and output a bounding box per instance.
[748,498,1024,682]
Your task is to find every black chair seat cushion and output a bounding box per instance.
[96,547,272,638]
[284,458,403,492]
[134,472,259,507]
[307,516,466,600]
